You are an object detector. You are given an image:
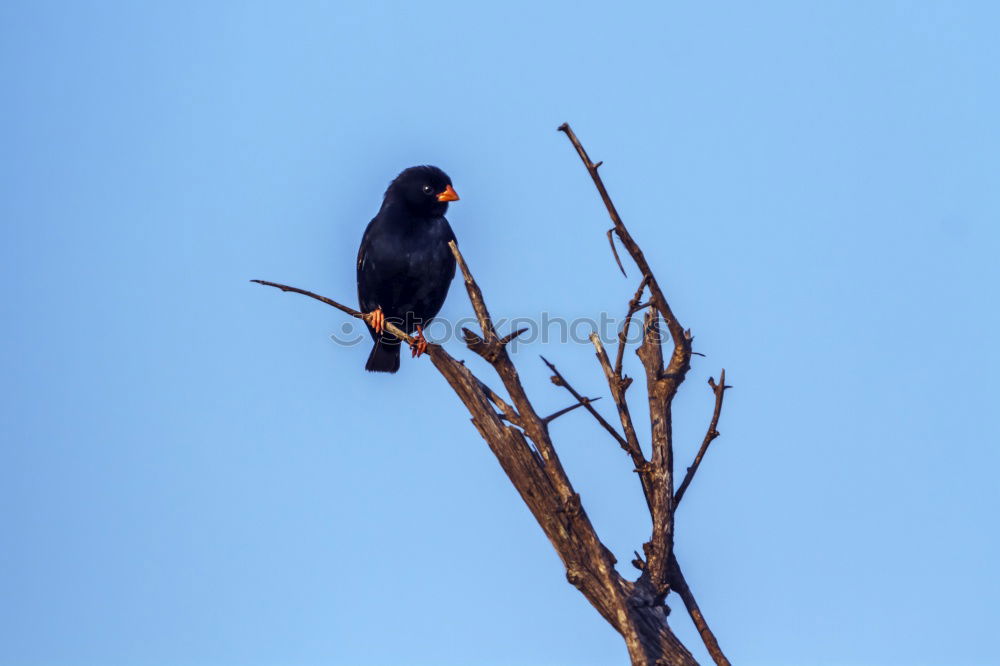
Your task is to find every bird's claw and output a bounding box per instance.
[410,325,429,358]
[367,307,385,335]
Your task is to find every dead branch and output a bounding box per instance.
[589,332,654,508]
[542,356,628,449]
[669,554,731,666]
[674,371,729,509]
[475,376,523,427]
[543,397,601,424]
[557,124,690,361]
[634,311,675,597]
[559,124,696,606]
[559,123,728,664]
[615,276,651,378]
[455,240,694,664]
[252,124,735,666]
[251,279,415,346]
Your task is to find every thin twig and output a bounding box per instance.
[674,370,729,509]
[251,279,416,346]
[543,397,601,424]
[588,333,654,508]
[251,280,361,319]
[608,228,628,277]
[542,356,628,448]
[614,276,651,378]
[589,333,645,463]
[448,240,497,342]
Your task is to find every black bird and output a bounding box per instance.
[356,166,459,373]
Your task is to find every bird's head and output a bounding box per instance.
[385,165,459,217]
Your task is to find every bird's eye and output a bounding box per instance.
[422,184,434,195]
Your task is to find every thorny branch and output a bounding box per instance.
[253,124,734,666]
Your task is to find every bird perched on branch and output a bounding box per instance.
[356,165,459,373]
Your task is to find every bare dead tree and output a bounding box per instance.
[253,124,733,665]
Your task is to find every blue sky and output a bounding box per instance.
[2,1,998,665]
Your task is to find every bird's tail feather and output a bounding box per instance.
[365,340,400,373]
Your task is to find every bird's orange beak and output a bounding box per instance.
[436,185,460,202]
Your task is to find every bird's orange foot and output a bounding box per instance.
[410,325,429,358]
[366,307,385,335]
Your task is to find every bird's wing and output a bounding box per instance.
[357,217,377,273]
[356,216,392,318]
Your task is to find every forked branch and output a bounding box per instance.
[559,124,730,665]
